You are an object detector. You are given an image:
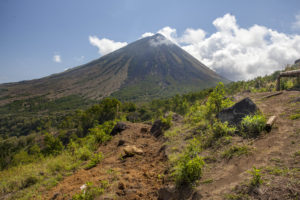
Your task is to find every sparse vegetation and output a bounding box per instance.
[249,167,262,187]
[72,181,108,200]
[222,145,250,159]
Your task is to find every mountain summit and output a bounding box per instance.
[0,33,228,103]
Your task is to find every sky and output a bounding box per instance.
[0,0,300,83]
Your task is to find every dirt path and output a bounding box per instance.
[198,90,300,199]
[44,122,168,200]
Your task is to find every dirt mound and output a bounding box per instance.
[43,122,168,200]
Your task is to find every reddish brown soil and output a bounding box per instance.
[43,122,168,200]
[197,90,300,199]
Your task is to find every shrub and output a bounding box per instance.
[172,138,205,186]
[211,121,236,139]
[88,126,112,144]
[290,113,300,120]
[174,156,205,186]
[160,114,173,131]
[205,82,233,119]
[43,133,64,156]
[241,114,266,137]
[72,181,106,200]
[249,167,262,187]
[84,152,103,170]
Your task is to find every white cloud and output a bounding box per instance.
[89,36,127,56]
[141,32,154,38]
[157,26,178,44]
[90,13,300,81]
[53,54,61,63]
[153,14,300,81]
[292,13,300,31]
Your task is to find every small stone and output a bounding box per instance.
[118,182,125,190]
[117,139,125,146]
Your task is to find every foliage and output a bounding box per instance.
[211,121,236,139]
[290,113,300,120]
[84,153,104,170]
[72,181,107,200]
[241,114,266,137]
[172,138,205,186]
[160,114,173,131]
[42,133,64,156]
[222,145,250,159]
[249,167,262,187]
[205,82,233,119]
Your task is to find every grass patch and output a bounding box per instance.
[290,113,300,120]
[222,145,250,160]
[0,152,82,199]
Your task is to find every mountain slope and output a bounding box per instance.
[0,33,228,104]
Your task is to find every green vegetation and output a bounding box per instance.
[241,114,266,137]
[222,145,250,160]
[290,112,300,120]
[171,138,205,186]
[0,62,299,198]
[84,152,104,170]
[249,167,263,187]
[72,181,108,200]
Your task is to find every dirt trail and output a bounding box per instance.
[198,90,300,199]
[44,122,168,200]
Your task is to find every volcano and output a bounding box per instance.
[0,33,228,103]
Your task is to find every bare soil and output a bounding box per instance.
[43,122,168,200]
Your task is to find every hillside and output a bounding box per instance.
[0,60,299,200]
[0,33,227,105]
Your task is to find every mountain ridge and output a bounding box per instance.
[0,33,228,104]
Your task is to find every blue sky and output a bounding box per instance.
[0,0,300,83]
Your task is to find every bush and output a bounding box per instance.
[241,114,266,137]
[249,167,262,187]
[174,156,205,186]
[211,121,236,139]
[172,138,204,186]
[84,153,103,170]
[72,181,106,200]
[205,82,233,119]
[43,133,64,156]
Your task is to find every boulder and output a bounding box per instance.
[217,97,258,126]
[150,120,170,137]
[123,145,143,157]
[110,122,128,136]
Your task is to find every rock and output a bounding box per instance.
[118,182,125,190]
[123,145,143,157]
[164,112,183,122]
[217,97,258,126]
[117,139,126,146]
[110,122,128,136]
[191,191,203,200]
[294,58,300,64]
[158,186,176,200]
[50,193,59,200]
[140,127,148,133]
[150,120,170,137]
